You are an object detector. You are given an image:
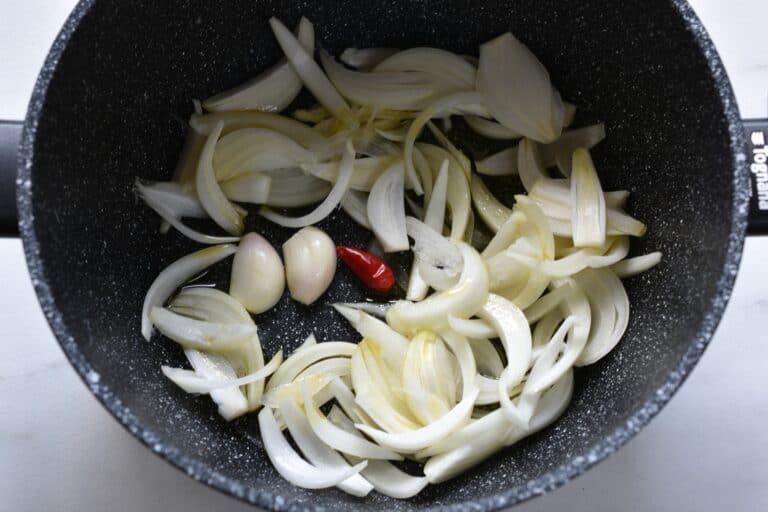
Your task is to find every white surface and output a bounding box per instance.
[1,1,767,510]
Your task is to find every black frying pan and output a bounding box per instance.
[1,0,766,510]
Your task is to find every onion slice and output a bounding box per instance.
[141,244,236,340]
[611,252,662,278]
[258,406,366,490]
[220,172,272,204]
[203,18,314,113]
[367,161,409,252]
[570,148,607,247]
[150,307,257,350]
[196,122,245,235]
[269,17,356,127]
[161,350,283,393]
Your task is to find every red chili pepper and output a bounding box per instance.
[336,246,395,294]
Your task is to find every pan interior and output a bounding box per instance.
[23,0,740,510]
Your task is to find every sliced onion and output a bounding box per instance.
[136,180,241,244]
[417,143,472,239]
[406,216,462,274]
[213,127,317,181]
[260,141,354,227]
[374,47,476,90]
[333,301,390,318]
[333,304,409,369]
[470,174,513,233]
[570,148,606,247]
[302,380,402,460]
[162,350,283,393]
[296,357,351,381]
[523,281,575,323]
[340,47,399,70]
[150,307,256,350]
[204,18,314,113]
[387,243,488,334]
[190,111,326,149]
[302,155,395,192]
[340,190,372,229]
[477,294,532,391]
[196,122,245,235]
[327,406,430,498]
[447,316,496,339]
[269,17,356,127]
[266,341,358,392]
[465,115,521,140]
[219,172,272,204]
[425,121,471,180]
[258,406,367,490]
[141,244,236,340]
[136,180,206,218]
[279,397,373,497]
[367,161,409,251]
[476,32,563,142]
[320,51,436,110]
[266,168,331,207]
[611,252,662,278]
[180,349,248,421]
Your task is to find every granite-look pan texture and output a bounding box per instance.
[17,0,749,510]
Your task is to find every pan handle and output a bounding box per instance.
[744,119,768,235]
[1,118,766,238]
[0,120,22,238]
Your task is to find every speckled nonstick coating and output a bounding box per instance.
[16,0,749,510]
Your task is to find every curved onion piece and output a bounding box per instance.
[333,305,409,369]
[527,280,591,394]
[470,174,513,232]
[190,111,326,149]
[367,161,409,251]
[481,211,527,259]
[497,316,572,427]
[260,141,354,227]
[162,350,282,393]
[387,243,488,334]
[258,406,367,490]
[213,128,317,181]
[402,332,453,424]
[279,397,373,497]
[269,18,356,127]
[327,407,429,498]
[510,236,629,278]
[477,32,563,142]
[136,180,241,245]
[417,143,472,239]
[611,252,662,278]
[406,159,449,301]
[220,172,271,204]
[523,281,575,324]
[425,121,471,180]
[302,381,402,460]
[574,268,630,365]
[172,286,253,323]
[196,122,245,235]
[141,244,236,340]
[571,148,606,247]
[266,168,331,208]
[150,307,256,350]
[477,294,532,391]
[296,357,351,381]
[357,330,479,453]
[469,337,505,378]
[422,371,573,481]
[136,180,206,218]
[406,217,462,273]
[266,341,358,392]
[465,115,521,140]
[374,47,476,90]
[302,155,395,191]
[203,18,314,112]
[447,316,497,339]
[340,190,372,229]
[320,51,435,110]
[340,47,399,70]
[333,302,389,318]
[180,350,247,421]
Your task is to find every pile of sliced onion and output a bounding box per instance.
[136,15,663,499]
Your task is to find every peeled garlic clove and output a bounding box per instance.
[230,232,285,314]
[283,227,336,305]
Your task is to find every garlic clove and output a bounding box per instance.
[230,232,285,314]
[283,227,337,305]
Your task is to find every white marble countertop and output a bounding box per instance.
[1,1,767,510]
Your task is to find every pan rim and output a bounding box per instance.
[15,0,750,510]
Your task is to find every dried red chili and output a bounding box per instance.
[336,246,395,294]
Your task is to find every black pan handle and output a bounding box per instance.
[0,120,22,237]
[744,119,768,235]
[1,118,768,237]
